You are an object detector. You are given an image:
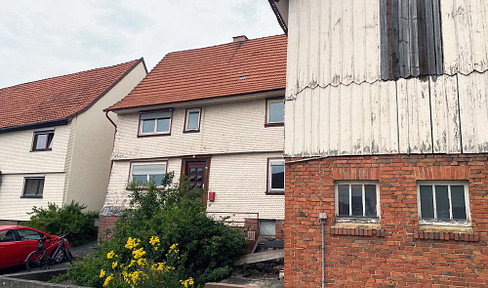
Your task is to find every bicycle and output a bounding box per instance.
[24,232,73,271]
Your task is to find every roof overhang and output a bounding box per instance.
[268,0,289,35]
[0,118,69,134]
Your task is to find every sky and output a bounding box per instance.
[0,0,283,89]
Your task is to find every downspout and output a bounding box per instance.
[105,111,117,136]
[319,212,327,288]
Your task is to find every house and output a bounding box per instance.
[99,35,287,241]
[269,0,488,287]
[0,59,147,224]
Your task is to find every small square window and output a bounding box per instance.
[130,162,167,187]
[23,177,45,198]
[259,220,276,237]
[267,159,285,194]
[417,182,470,225]
[335,182,379,220]
[139,111,172,135]
[266,98,284,125]
[184,108,201,132]
[32,131,54,151]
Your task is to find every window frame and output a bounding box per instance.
[138,110,173,137]
[334,181,380,222]
[417,181,471,226]
[31,130,54,152]
[183,107,202,133]
[21,176,45,198]
[129,161,168,188]
[266,158,285,195]
[265,97,285,127]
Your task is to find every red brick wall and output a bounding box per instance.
[98,215,119,241]
[284,154,488,287]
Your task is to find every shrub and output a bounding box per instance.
[66,173,246,287]
[22,201,98,247]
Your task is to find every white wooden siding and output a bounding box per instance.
[285,0,488,157]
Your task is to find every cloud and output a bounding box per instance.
[0,0,282,88]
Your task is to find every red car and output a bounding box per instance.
[0,226,69,269]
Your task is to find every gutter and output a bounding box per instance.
[0,118,69,134]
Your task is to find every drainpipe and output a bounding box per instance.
[319,212,327,288]
[105,111,117,136]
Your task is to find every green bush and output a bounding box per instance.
[66,173,246,287]
[22,201,98,247]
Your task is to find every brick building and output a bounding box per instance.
[269,0,488,287]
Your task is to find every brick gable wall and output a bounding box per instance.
[285,154,488,287]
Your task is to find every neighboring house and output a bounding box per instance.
[270,0,488,287]
[99,35,287,241]
[0,59,147,224]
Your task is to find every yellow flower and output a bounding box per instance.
[107,251,115,259]
[125,237,141,249]
[99,269,106,278]
[132,247,146,259]
[103,274,113,287]
[169,243,178,250]
[128,259,136,268]
[111,261,118,269]
[137,258,146,267]
[149,236,160,246]
[180,277,194,288]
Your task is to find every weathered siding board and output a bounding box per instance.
[458,72,488,153]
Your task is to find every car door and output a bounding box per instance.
[14,228,43,266]
[0,229,22,268]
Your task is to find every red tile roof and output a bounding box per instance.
[108,35,287,111]
[0,59,143,131]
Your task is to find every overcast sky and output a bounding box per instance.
[0,1,283,89]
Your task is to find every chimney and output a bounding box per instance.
[233,35,249,43]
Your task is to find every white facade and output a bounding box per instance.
[103,90,285,222]
[282,0,488,157]
[0,62,147,221]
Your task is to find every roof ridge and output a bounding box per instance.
[0,58,142,91]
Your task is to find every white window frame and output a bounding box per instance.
[266,98,285,124]
[129,162,168,187]
[184,108,201,132]
[139,110,172,135]
[268,159,285,193]
[417,181,471,226]
[335,181,380,222]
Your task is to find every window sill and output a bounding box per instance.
[264,122,284,128]
[265,189,284,195]
[20,196,43,199]
[137,132,171,138]
[30,149,52,152]
[183,129,200,134]
[331,222,385,237]
[414,225,478,242]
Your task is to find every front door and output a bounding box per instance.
[182,158,210,206]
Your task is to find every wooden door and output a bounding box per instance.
[182,158,210,207]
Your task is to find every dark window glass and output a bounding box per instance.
[268,100,284,123]
[420,185,434,219]
[435,185,450,220]
[133,175,147,184]
[0,230,16,242]
[364,185,377,217]
[23,178,44,197]
[142,119,155,133]
[186,111,200,130]
[150,174,165,186]
[271,164,284,190]
[338,185,349,216]
[156,118,171,133]
[17,229,42,241]
[351,185,363,216]
[451,185,467,220]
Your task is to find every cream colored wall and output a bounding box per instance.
[65,62,147,213]
[0,124,71,221]
[112,96,284,160]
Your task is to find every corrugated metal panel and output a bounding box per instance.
[284,72,488,157]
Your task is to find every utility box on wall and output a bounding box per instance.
[208,191,215,202]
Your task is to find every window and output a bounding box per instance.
[259,220,276,237]
[22,177,45,198]
[0,230,16,242]
[17,229,42,241]
[380,0,443,80]
[139,110,172,135]
[417,182,470,225]
[266,98,284,125]
[32,131,54,151]
[184,108,201,132]
[267,159,285,194]
[335,182,379,220]
[130,162,167,186]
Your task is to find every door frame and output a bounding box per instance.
[181,156,211,207]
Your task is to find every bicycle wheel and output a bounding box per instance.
[25,250,49,271]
